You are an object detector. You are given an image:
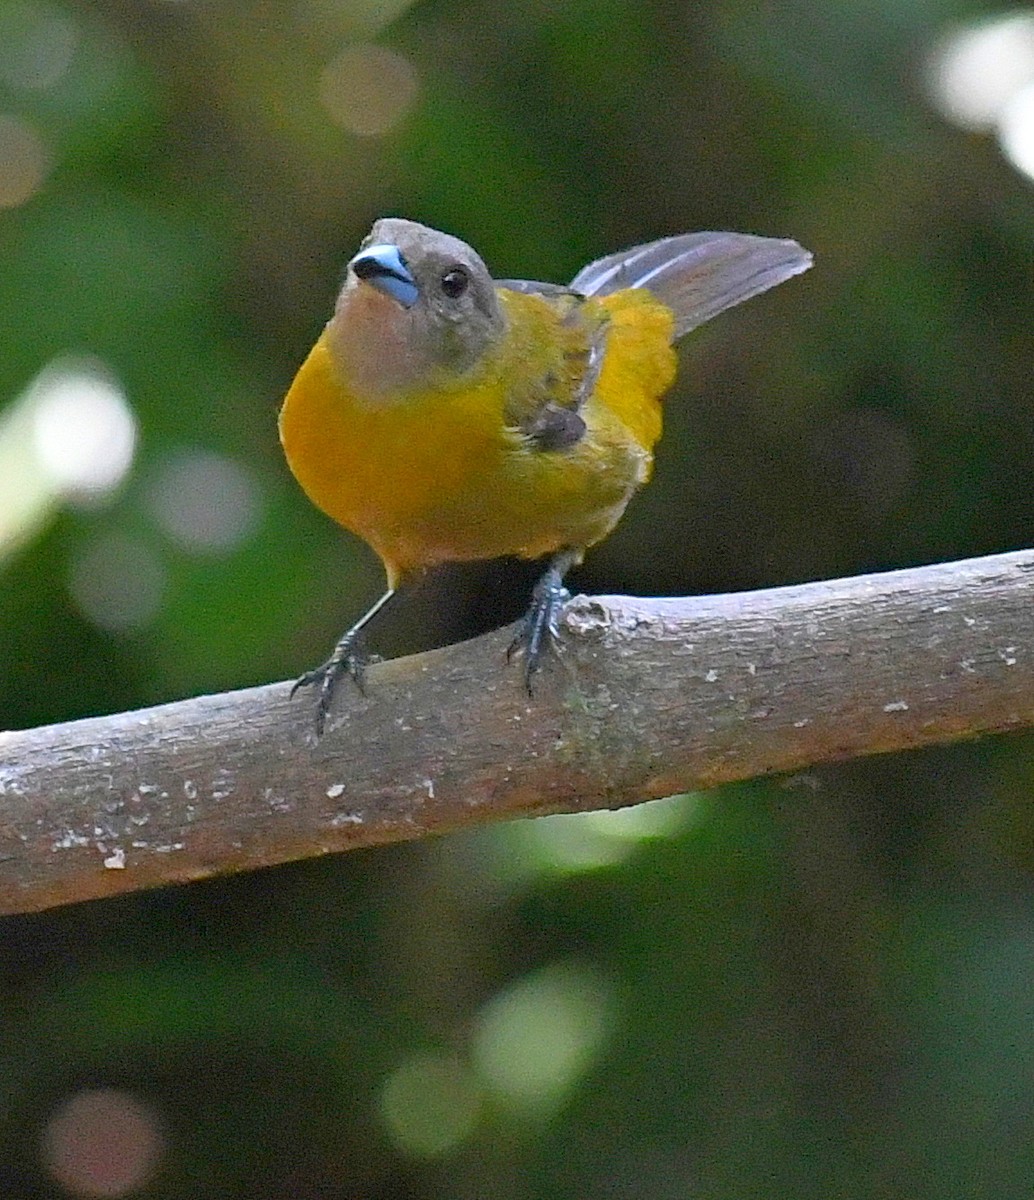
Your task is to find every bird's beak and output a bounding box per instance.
[349,243,419,309]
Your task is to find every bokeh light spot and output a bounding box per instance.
[472,961,613,1116]
[998,80,1034,181]
[319,44,419,137]
[496,793,703,880]
[147,449,262,555]
[380,1050,483,1158]
[0,112,51,207]
[927,13,1034,131]
[0,358,135,559]
[570,793,700,843]
[307,0,421,40]
[0,1,80,91]
[31,360,137,504]
[69,531,167,634]
[927,13,1034,184]
[41,1088,164,1198]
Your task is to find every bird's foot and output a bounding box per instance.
[291,635,368,737]
[508,569,571,693]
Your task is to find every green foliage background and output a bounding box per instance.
[3,0,1034,1195]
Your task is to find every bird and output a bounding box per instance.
[279,217,812,734]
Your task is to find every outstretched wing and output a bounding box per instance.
[569,231,812,340]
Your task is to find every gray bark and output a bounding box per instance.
[2,549,1033,914]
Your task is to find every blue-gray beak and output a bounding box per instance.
[349,243,419,309]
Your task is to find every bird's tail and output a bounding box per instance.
[570,231,812,340]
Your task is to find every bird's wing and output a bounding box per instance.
[495,279,579,298]
[496,288,611,452]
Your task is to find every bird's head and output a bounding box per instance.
[328,218,505,399]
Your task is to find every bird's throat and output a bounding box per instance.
[325,284,434,403]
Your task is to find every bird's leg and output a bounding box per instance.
[508,549,580,692]
[291,587,398,736]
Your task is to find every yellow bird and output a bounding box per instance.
[280,218,811,733]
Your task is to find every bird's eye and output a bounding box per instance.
[441,267,469,298]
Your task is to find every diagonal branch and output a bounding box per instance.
[3,549,1034,915]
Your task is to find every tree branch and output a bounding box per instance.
[3,549,1034,915]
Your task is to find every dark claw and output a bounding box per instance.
[290,587,398,738]
[291,636,367,737]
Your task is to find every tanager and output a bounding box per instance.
[279,218,811,733]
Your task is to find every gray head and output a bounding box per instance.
[328,218,505,398]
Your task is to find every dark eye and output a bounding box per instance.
[441,267,469,298]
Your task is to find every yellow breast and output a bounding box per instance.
[278,286,677,586]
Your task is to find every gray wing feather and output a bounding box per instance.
[495,279,578,297]
[569,231,812,340]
